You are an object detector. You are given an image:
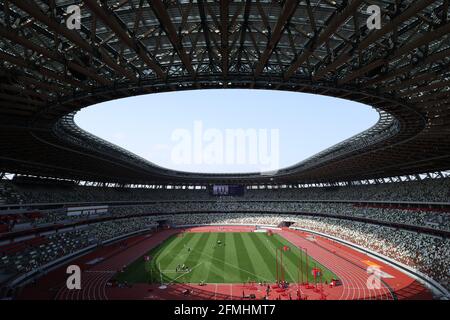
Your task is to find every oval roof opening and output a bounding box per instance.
[75,89,379,174]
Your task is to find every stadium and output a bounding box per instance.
[0,0,449,304]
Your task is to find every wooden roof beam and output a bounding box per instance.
[10,0,137,82]
[0,27,112,86]
[220,0,229,79]
[149,0,195,77]
[284,0,364,80]
[254,0,298,76]
[84,0,166,80]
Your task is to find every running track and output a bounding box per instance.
[18,226,432,300]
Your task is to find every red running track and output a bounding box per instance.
[18,226,433,300]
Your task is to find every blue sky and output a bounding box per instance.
[75,89,378,173]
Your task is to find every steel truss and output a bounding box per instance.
[0,0,449,184]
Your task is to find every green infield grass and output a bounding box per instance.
[114,232,336,284]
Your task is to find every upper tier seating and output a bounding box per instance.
[1,178,449,204]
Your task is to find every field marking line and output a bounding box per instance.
[166,262,204,285]
[153,241,204,271]
[157,233,304,287]
[156,243,189,263]
[155,233,200,264]
[152,247,203,277]
[187,245,273,282]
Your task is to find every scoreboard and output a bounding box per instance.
[210,185,245,196]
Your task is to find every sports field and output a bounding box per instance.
[115,232,336,284]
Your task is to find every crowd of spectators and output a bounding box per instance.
[1,178,449,292]
[290,217,450,291]
[0,182,208,204]
[1,178,449,204]
[132,212,450,290]
[3,200,447,233]
[107,201,450,232]
[0,216,156,278]
[0,231,90,276]
[246,178,450,203]
[0,183,23,205]
[0,211,448,292]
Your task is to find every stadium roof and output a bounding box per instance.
[0,0,449,184]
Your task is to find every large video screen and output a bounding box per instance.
[210,185,245,196]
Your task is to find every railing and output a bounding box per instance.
[2,198,450,211]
